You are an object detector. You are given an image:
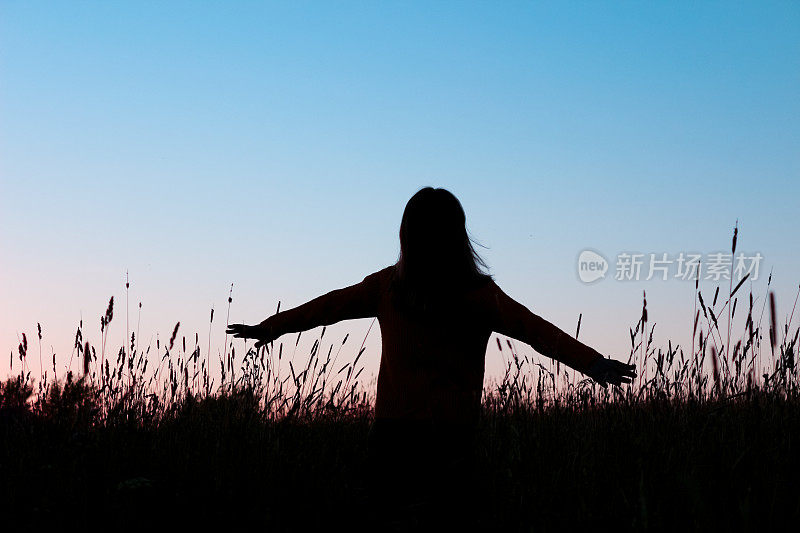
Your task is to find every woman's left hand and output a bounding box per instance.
[586,356,637,388]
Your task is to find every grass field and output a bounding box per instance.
[3,237,799,530]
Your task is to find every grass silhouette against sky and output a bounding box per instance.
[2,1,798,386]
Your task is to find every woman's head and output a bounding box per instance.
[393,187,491,311]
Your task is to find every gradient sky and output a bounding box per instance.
[2,1,799,388]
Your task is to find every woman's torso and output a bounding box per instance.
[372,266,495,424]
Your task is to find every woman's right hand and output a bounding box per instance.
[226,319,278,351]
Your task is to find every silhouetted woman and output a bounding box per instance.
[227,187,635,531]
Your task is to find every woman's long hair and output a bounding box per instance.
[390,187,493,317]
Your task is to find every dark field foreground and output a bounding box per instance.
[4,257,799,530]
[2,385,798,531]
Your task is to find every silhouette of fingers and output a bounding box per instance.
[607,363,635,386]
[227,324,257,338]
[595,369,610,388]
[610,360,637,378]
[588,357,637,389]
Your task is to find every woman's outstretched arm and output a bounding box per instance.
[488,281,635,385]
[227,268,385,347]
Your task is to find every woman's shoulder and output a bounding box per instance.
[362,264,397,290]
[370,265,496,299]
[472,274,500,301]
[373,264,397,281]
[473,273,495,289]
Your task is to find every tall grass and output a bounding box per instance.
[2,226,799,529]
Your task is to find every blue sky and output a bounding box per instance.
[2,1,799,385]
